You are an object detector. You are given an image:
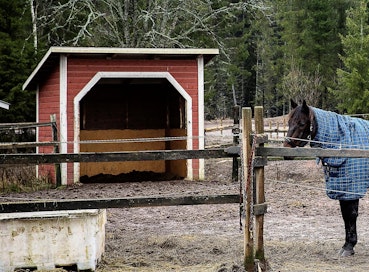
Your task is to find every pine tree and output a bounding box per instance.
[253,0,286,116]
[336,0,369,113]
[276,0,347,109]
[0,0,36,122]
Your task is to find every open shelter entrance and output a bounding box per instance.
[74,72,192,182]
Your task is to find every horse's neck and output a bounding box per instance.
[311,107,348,143]
[309,107,318,140]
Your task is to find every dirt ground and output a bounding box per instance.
[3,120,369,271]
[5,160,369,272]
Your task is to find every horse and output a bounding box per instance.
[284,99,369,257]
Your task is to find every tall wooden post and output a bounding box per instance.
[242,107,254,271]
[254,106,266,261]
[232,105,240,183]
[50,114,61,187]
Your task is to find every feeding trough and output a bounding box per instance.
[0,209,106,271]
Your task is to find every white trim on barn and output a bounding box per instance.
[22,49,54,91]
[60,55,68,185]
[197,56,205,179]
[73,71,194,182]
[35,88,40,179]
[49,46,218,55]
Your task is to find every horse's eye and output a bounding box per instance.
[299,122,305,127]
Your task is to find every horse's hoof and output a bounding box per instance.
[338,248,355,257]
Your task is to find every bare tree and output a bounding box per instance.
[89,0,269,57]
[282,60,322,107]
[30,0,269,52]
[29,0,38,51]
[31,0,105,47]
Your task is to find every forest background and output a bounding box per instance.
[1,0,369,123]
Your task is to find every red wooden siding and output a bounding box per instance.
[37,65,60,181]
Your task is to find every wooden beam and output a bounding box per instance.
[0,141,58,149]
[254,106,265,262]
[242,107,254,271]
[256,147,369,158]
[0,194,240,213]
[0,122,54,129]
[4,146,368,165]
[0,148,238,165]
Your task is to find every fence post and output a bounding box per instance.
[50,114,61,187]
[242,107,254,271]
[232,105,240,183]
[254,106,266,262]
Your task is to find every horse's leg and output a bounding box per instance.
[339,199,359,256]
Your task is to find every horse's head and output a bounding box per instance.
[284,99,316,151]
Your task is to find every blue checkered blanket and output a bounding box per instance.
[312,108,369,200]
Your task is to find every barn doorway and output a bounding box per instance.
[76,74,191,183]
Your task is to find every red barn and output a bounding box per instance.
[23,47,218,185]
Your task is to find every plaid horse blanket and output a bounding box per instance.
[312,108,369,200]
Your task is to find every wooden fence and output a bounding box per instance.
[0,120,57,150]
[264,119,287,139]
[3,109,369,271]
[0,146,240,212]
[240,107,369,272]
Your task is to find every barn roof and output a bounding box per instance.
[23,47,219,91]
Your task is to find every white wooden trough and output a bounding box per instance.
[0,209,106,271]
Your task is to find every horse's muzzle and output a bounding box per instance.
[283,139,295,160]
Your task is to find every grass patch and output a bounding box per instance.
[0,165,53,193]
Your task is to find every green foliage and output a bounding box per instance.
[0,0,35,122]
[254,0,285,116]
[336,0,369,113]
[276,0,347,110]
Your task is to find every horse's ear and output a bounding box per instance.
[290,99,298,109]
[301,100,309,114]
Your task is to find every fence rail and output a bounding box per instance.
[0,141,58,149]
[0,148,239,165]
[1,142,369,165]
[0,121,54,130]
[256,147,369,158]
[0,194,241,213]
